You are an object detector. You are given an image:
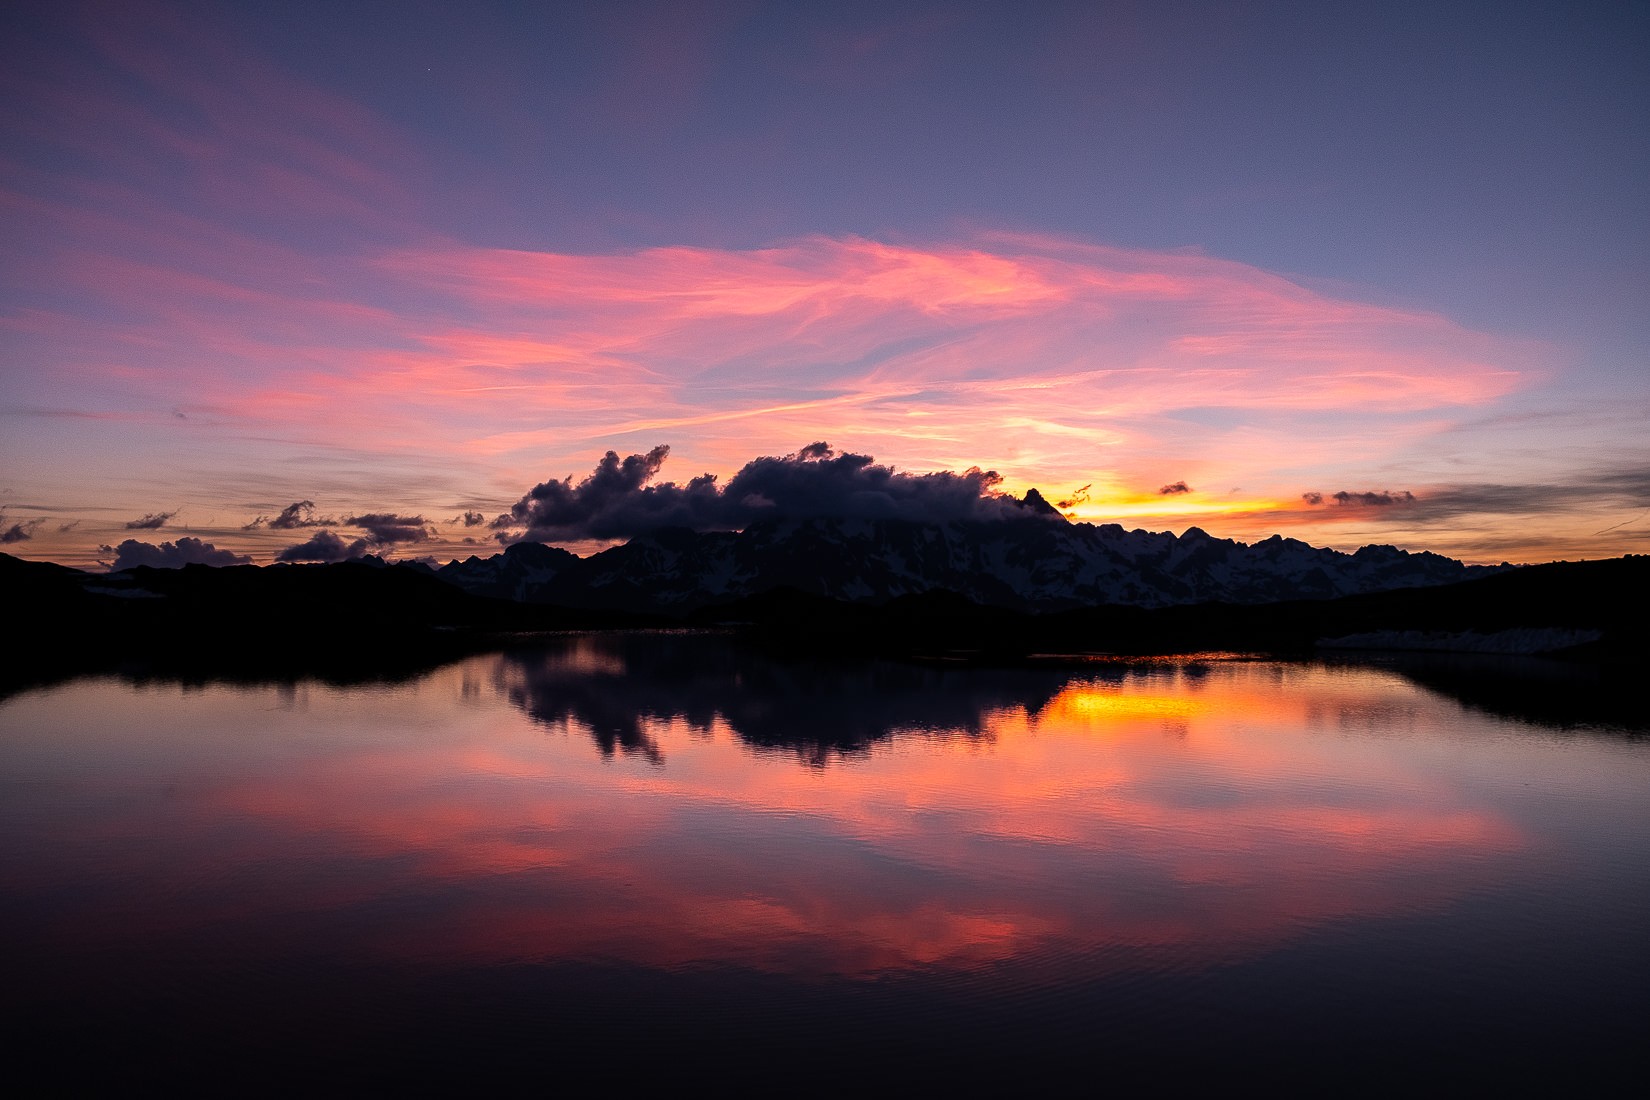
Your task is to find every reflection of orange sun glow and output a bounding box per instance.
[1039,683,1206,725]
[11,658,1537,984]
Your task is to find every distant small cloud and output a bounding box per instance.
[1158,481,1192,496]
[261,506,433,557]
[105,537,250,570]
[455,510,486,527]
[275,530,369,563]
[125,510,178,530]
[1333,490,1415,507]
[1057,484,1091,510]
[344,513,434,546]
[58,520,80,533]
[266,501,336,530]
[2,515,44,543]
[1301,489,1415,508]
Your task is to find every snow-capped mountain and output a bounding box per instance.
[435,493,1502,613]
[434,540,579,602]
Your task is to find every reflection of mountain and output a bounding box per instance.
[436,515,1497,613]
[16,653,1618,1092]
[492,633,1078,765]
[493,631,1650,763]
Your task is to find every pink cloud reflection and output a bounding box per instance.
[155,662,1524,979]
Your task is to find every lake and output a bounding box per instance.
[4,633,1647,1090]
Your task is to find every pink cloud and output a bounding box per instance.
[333,236,1532,479]
[5,205,1547,557]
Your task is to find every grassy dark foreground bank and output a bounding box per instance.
[1,552,656,696]
[698,555,1649,662]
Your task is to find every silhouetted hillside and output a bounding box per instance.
[1,553,653,693]
[701,555,1650,663]
[5,552,1644,702]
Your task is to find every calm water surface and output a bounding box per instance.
[4,634,1647,1089]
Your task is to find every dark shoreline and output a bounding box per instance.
[5,551,1646,725]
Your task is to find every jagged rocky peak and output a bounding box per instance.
[1017,488,1067,519]
[431,511,1501,614]
[502,540,579,567]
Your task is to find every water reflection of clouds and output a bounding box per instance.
[2,647,1541,986]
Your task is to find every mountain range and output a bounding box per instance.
[427,496,1503,613]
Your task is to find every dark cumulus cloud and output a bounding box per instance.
[1158,481,1192,496]
[344,513,434,545]
[104,538,251,570]
[274,514,430,562]
[125,510,178,530]
[494,443,1026,543]
[454,510,486,527]
[1302,490,1415,507]
[275,530,370,563]
[259,503,433,563]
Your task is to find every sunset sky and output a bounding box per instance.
[3,0,1646,568]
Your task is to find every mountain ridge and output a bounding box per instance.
[432,512,1506,613]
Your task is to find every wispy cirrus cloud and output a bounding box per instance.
[314,234,1533,480]
[0,7,1568,564]
[5,224,1550,561]
[15,228,1535,474]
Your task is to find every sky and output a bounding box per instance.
[2,0,1646,569]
